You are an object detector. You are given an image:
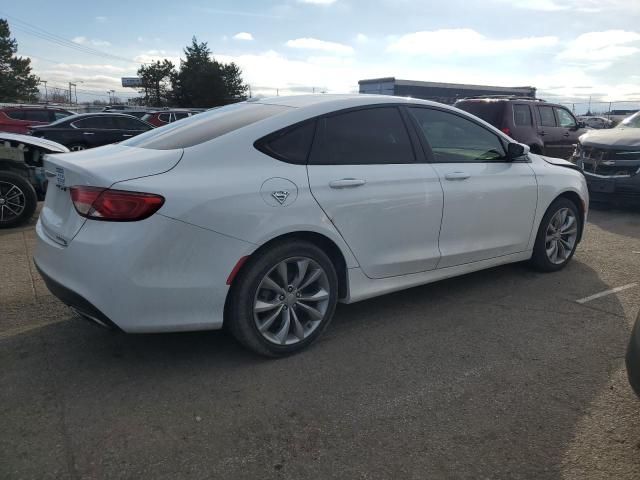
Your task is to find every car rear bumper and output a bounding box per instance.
[34,214,253,333]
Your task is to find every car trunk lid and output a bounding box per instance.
[40,144,183,246]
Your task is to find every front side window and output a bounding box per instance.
[409,107,506,163]
[5,110,25,120]
[174,112,190,120]
[157,113,171,123]
[309,107,414,165]
[554,108,576,128]
[23,110,50,122]
[537,106,556,127]
[513,105,532,126]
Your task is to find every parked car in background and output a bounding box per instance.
[0,106,75,134]
[0,132,69,228]
[34,95,588,356]
[29,113,154,151]
[627,309,640,398]
[579,116,614,130]
[573,111,640,203]
[142,109,196,127]
[455,97,588,159]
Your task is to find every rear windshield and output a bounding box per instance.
[122,103,291,150]
[454,101,506,128]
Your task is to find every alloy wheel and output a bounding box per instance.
[253,257,330,346]
[0,181,26,224]
[545,207,578,265]
[70,145,86,151]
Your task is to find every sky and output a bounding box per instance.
[3,0,640,109]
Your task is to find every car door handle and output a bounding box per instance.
[444,172,471,181]
[122,134,133,137]
[538,131,546,136]
[329,178,366,189]
[563,132,570,137]
[83,132,94,135]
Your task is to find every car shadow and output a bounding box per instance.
[2,256,638,479]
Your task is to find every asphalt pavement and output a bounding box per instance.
[1,205,639,479]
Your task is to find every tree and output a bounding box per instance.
[172,37,247,107]
[138,59,176,107]
[0,19,39,102]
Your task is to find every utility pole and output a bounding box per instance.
[248,85,252,98]
[68,82,75,105]
[107,91,111,104]
[40,80,48,103]
[110,90,115,104]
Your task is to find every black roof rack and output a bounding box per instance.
[458,95,545,102]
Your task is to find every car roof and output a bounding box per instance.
[252,93,448,109]
[0,105,71,111]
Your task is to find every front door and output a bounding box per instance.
[407,106,538,269]
[307,106,444,279]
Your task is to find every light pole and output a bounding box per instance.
[110,90,115,105]
[40,80,48,103]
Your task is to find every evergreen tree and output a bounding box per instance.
[0,19,39,102]
[137,59,176,107]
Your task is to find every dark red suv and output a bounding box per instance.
[0,106,75,134]
[455,97,588,159]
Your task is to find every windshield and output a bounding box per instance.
[618,111,640,128]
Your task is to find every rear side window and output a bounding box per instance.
[23,110,50,122]
[114,116,150,130]
[174,112,190,120]
[123,103,290,150]
[157,113,171,123]
[255,121,316,164]
[52,111,72,121]
[309,107,415,165]
[5,110,25,120]
[537,106,556,127]
[513,105,532,126]
[454,101,506,128]
[73,117,117,129]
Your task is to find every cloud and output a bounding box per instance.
[72,36,112,47]
[298,0,337,4]
[355,33,368,43]
[504,0,639,13]
[233,32,254,41]
[557,30,640,62]
[95,16,108,22]
[386,29,558,56]
[133,50,181,65]
[285,37,354,55]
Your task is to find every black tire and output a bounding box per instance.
[0,171,38,229]
[529,197,581,272]
[68,143,87,152]
[530,144,544,155]
[227,240,339,357]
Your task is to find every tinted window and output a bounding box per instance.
[157,113,171,123]
[114,116,149,130]
[409,107,506,163]
[123,103,290,150]
[454,100,505,127]
[309,107,414,165]
[554,107,576,128]
[537,106,556,127]
[513,105,532,126]
[52,111,72,121]
[23,110,50,122]
[256,121,316,164]
[73,116,117,129]
[174,112,190,120]
[5,110,25,120]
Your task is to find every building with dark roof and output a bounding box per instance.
[358,77,536,105]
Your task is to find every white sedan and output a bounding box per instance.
[34,95,588,356]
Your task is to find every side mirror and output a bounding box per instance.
[577,121,586,129]
[507,142,528,160]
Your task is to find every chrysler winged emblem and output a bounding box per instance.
[272,190,290,205]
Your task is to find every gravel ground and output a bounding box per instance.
[1,205,639,480]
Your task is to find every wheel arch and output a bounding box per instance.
[553,190,586,243]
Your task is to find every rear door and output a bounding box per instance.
[535,105,564,158]
[71,116,120,147]
[407,106,537,268]
[113,116,153,140]
[307,106,444,279]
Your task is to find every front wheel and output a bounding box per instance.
[529,197,581,272]
[227,240,338,357]
[0,171,38,229]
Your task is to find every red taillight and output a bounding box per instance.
[69,186,164,221]
[501,127,511,136]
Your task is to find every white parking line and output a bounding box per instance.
[576,283,638,304]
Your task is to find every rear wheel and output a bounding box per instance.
[0,171,38,229]
[227,240,338,357]
[529,197,581,272]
